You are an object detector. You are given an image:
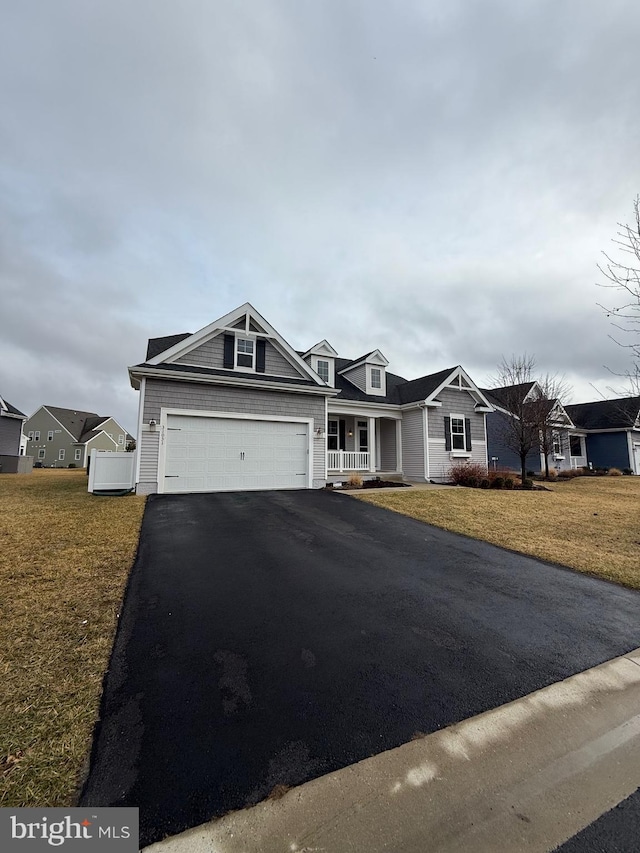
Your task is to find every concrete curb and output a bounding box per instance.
[145,648,640,852]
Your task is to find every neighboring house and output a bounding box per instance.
[0,396,33,474]
[24,406,132,468]
[0,395,27,456]
[128,302,493,495]
[481,382,587,474]
[565,397,640,474]
[483,384,640,474]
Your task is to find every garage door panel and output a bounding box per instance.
[164,414,309,493]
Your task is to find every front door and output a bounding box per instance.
[358,420,368,453]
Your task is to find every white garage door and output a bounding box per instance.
[162,414,310,493]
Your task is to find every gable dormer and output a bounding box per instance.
[145,303,324,385]
[338,349,389,397]
[302,340,338,386]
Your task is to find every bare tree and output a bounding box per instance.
[597,195,640,394]
[491,357,573,483]
[492,355,540,486]
[528,372,572,478]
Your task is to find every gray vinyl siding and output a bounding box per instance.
[24,408,78,468]
[0,416,22,455]
[401,408,425,480]
[428,439,488,482]
[174,334,225,367]
[379,418,397,470]
[342,363,367,393]
[174,334,305,379]
[264,343,306,378]
[427,388,485,441]
[138,378,326,493]
[96,417,127,449]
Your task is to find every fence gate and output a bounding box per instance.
[88,449,136,493]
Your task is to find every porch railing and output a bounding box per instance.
[327,450,369,471]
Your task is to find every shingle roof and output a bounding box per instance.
[44,407,127,443]
[333,359,459,405]
[337,352,376,372]
[133,362,324,388]
[565,397,640,430]
[479,382,537,412]
[45,406,101,441]
[146,333,192,361]
[0,397,26,417]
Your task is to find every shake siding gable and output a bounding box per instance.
[173,335,305,379]
[401,408,425,480]
[428,388,485,441]
[342,363,367,392]
[138,378,326,493]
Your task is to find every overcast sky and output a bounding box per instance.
[2,0,639,432]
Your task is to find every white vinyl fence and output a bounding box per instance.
[88,449,136,493]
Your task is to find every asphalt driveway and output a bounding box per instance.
[79,490,640,847]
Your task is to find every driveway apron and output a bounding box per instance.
[79,490,640,847]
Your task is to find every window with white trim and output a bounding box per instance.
[370,368,382,389]
[316,359,329,382]
[450,415,466,451]
[118,434,124,445]
[28,431,34,440]
[552,431,562,455]
[236,337,255,369]
[569,435,582,457]
[74,448,82,461]
[59,449,65,461]
[34,431,40,441]
[47,430,54,441]
[38,449,45,459]
[327,419,339,451]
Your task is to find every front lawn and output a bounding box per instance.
[0,469,145,807]
[356,476,640,589]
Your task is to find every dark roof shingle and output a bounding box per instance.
[565,397,640,430]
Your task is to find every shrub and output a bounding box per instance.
[608,467,622,476]
[503,477,514,490]
[68,463,76,469]
[491,476,504,489]
[449,462,487,487]
[521,478,534,490]
[623,468,633,475]
[547,468,558,479]
[557,469,575,478]
[480,478,490,489]
[346,473,363,489]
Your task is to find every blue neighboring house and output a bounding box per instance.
[565,397,640,474]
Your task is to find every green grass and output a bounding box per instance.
[356,476,640,589]
[0,469,145,807]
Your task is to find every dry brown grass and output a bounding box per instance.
[356,476,640,589]
[0,469,145,807]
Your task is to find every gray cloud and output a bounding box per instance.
[1,0,639,428]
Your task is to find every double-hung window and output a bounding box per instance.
[34,431,40,441]
[316,359,329,382]
[552,432,562,456]
[450,415,466,451]
[38,449,45,459]
[74,448,82,461]
[47,430,54,441]
[236,337,254,369]
[59,449,65,461]
[370,368,382,389]
[327,419,339,451]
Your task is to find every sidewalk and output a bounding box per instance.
[146,648,640,852]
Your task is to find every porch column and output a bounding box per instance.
[395,418,402,472]
[368,416,376,472]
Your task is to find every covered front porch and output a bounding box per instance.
[326,411,402,474]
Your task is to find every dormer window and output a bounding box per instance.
[236,338,254,369]
[370,368,381,389]
[316,360,329,383]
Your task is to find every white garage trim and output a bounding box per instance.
[157,408,313,493]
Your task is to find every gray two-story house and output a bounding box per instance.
[24,406,131,468]
[128,303,493,494]
[0,395,32,473]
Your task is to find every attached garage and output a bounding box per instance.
[159,411,312,493]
